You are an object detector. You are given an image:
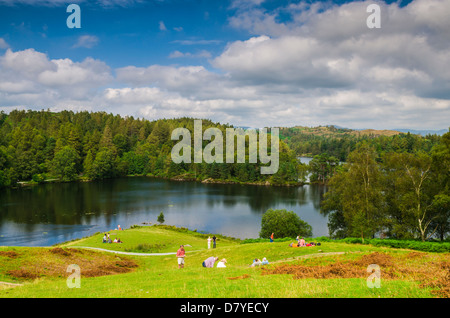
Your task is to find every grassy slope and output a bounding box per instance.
[0,226,445,298]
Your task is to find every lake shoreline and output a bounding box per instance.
[12,173,307,189]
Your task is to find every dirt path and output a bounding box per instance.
[0,281,22,287]
[69,247,352,262]
[69,247,350,260]
[68,246,179,256]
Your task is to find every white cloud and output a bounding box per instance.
[0,48,112,105]
[168,50,211,59]
[159,21,167,31]
[171,39,222,45]
[1,48,56,76]
[37,57,111,87]
[0,38,9,49]
[230,0,265,10]
[72,35,99,49]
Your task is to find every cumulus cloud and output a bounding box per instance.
[0,48,112,107]
[0,0,449,130]
[215,0,450,128]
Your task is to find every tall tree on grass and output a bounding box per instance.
[321,143,385,241]
[429,130,450,240]
[384,151,436,241]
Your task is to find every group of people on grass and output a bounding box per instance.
[251,257,269,267]
[177,245,227,269]
[102,233,123,244]
[207,236,217,249]
[202,256,228,268]
[289,235,320,247]
[270,232,320,247]
[176,243,269,269]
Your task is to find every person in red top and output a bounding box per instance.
[270,233,274,243]
[176,245,186,269]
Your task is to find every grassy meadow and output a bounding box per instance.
[0,225,448,298]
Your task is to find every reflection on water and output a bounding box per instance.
[0,176,329,246]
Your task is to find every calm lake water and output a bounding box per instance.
[0,160,329,246]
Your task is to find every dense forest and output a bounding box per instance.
[320,132,450,241]
[0,109,303,187]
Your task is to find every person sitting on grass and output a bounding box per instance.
[251,258,262,267]
[202,256,219,268]
[262,257,269,265]
[299,237,306,247]
[102,234,107,243]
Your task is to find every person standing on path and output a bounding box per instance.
[207,236,212,249]
[176,245,185,269]
[212,235,217,248]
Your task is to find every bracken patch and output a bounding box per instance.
[3,248,139,281]
[227,274,251,280]
[261,252,450,298]
[50,247,71,256]
[0,251,19,258]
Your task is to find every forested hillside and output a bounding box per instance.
[0,110,302,187]
[279,125,441,161]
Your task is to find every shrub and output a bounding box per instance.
[259,209,313,239]
[157,212,165,224]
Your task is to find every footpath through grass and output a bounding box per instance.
[0,225,448,298]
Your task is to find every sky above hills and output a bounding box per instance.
[0,0,448,131]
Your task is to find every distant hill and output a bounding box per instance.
[350,129,403,137]
[279,125,403,138]
[393,128,448,136]
[277,124,442,161]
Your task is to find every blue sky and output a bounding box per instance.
[0,0,448,130]
[1,0,257,67]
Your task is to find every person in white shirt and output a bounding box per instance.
[217,258,227,268]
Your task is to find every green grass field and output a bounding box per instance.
[0,225,448,298]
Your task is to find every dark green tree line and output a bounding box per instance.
[0,109,301,187]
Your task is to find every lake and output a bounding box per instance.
[0,164,329,247]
